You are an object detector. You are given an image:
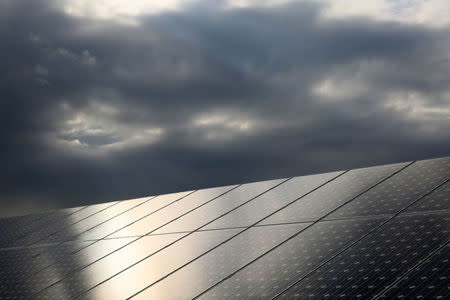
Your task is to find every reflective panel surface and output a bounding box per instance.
[278,213,450,299]
[406,180,450,213]
[110,185,237,238]
[198,217,388,299]
[378,242,450,299]
[326,157,450,220]
[46,230,240,299]
[134,223,311,299]
[19,201,119,247]
[203,171,342,230]
[1,157,450,299]
[34,233,187,298]
[39,196,152,243]
[152,179,285,234]
[77,191,191,241]
[261,162,405,225]
[0,207,85,248]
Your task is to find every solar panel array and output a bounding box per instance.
[0,156,449,299]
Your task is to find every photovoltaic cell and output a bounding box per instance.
[0,205,84,233]
[0,237,135,292]
[77,191,192,241]
[21,234,182,298]
[18,189,233,296]
[0,239,94,298]
[109,185,238,238]
[65,201,120,224]
[132,223,311,299]
[29,238,135,282]
[36,230,240,299]
[203,171,342,231]
[405,180,450,213]
[37,196,152,243]
[277,213,450,299]
[152,178,285,234]
[1,156,450,299]
[260,162,406,225]
[0,206,86,248]
[326,157,450,220]
[378,242,450,299]
[197,217,388,299]
[62,206,87,214]
[18,201,120,246]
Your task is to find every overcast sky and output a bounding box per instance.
[1,0,450,217]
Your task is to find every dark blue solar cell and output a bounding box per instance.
[203,171,342,230]
[277,212,450,299]
[128,223,311,299]
[1,156,449,300]
[260,162,406,225]
[0,206,85,248]
[378,242,450,299]
[196,216,388,299]
[326,157,450,220]
[18,201,120,246]
[406,180,450,213]
[34,230,237,299]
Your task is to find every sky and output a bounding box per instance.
[1,0,450,217]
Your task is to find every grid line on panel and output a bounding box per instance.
[191,161,414,299]
[281,211,450,300]
[0,213,394,251]
[69,206,89,214]
[270,176,450,299]
[53,205,89,216]
[26,191,196,283]
[71,190,198,254]
[8,213,394,248]
[40,196,156,246]
[25,201,121,248]
[3,157,450,299]
[400,208,450,217]
[72,178,296,298]
[124,171,349,299]
[4,200,135,288]
[71,196,156,241]
[30,196,158,258]
[9,205,88,246]
[414,247,450,300]
[21,214,398,247]
[32,185,245,296]
[371,240,450,300]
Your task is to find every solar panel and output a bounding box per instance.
[196,216,388,299]
[0,206,86,248]
[203,171,342,230]
[38,230,237,299]
[0,156,449,299]
[19,201,120,247]
[406,180,450,213]
[152,178,284,235]
[377,242,450,299]
[260,162,407,225]
[108,185,237,238]
[276,213,450,299]
[326,157,450,220]
[132,223,311,299]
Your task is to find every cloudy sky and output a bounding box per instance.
[1,0,450,217]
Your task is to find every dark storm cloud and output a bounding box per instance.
[1,0,450,217]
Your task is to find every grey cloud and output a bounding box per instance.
[1,0,450,217]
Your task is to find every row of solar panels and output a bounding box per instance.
[0,156,449,299]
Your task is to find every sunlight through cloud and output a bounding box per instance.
[54,101,165,155]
